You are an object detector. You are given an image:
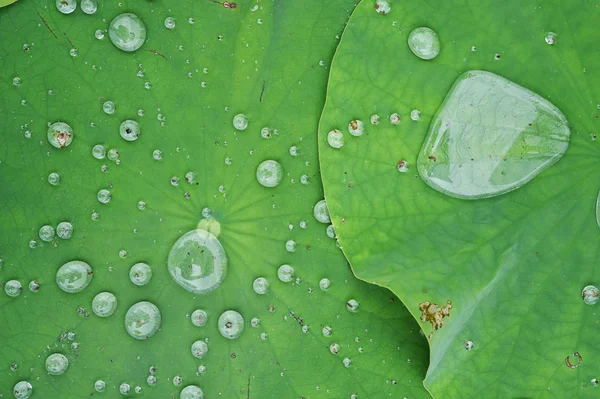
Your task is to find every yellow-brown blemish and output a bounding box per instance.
[419,300,452,330]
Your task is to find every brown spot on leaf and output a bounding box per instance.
[419,300,452,330]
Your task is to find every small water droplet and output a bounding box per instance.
[464,340,474,350]
[289,145,298,156]
[103,101,115,115]
[191,309,208,327]
[322,326,332,337]
[277,265,294,282]
[56,0,76,14]
[94,380,106,392]
[582,285,599,305]
[39,225,55,242]
[45,353,69,375]
[346,299,359,313]
[313,199,331,224]
[56,260,93,293]
[12,77,21,86]
[191,340,208,359]
[374,0,391,14]
[253,277,269,295]
[164,17,176,29]
[47,122,73,148]
[327,129,344,148]
[152,149,162,160]
[129,263,152,286]
[410,109,421,121]
[56,221,73,239]
[146,376,156,386]
[408,27,440,60]
[28,280,40,292]
[218,310,244,339]
[342,357,352,368]
[92,144,106,159]
[119,383,131,394]
[285,240,297,252]
[95,29,105,40]
[185,172,196,184]
[125,301,161,340]
[97,189,111,204]
[119,120,140,141]
[233,113,248,131]
[80,0,97,14]
[13,381,33,399]
[92,292,118,317]
[545,32,557,45]
[397,160,409,173]
[565,352,582,369]
[48,172,60,186]
[4,280,22,297]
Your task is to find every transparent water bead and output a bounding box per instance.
[130,262,152,286]
[95,29,105,40]
[92,144,106,159]
[191,309,208,326]
[256,160,283,188]
[80,0,97,14]
[408,27,440,60]
[56,0,76,14]
[152,149,162,160]
[92,292,118,317]
[107,148,119,161]
[180,385,204,399]
[119,120,140,141]
[168,229,228,294]
[125,301,161,340]
[253,277,269,295]
[137,200,146,210]
[48,172,60,186]
[582,285,599,305]
[285,240,296,252]
[94,380,106,392]
[277,264,294,282]
[348,120,364,137]
[120,383,131,394]
[45,353,69,375]
[313,199,331,223]
[327,129,344,148]
[417,70,570,199]
[13,381,33,399]
[164,17,176,29]
[410,109,421,121]
[28,280,40,292]
[397,160,409,173]
[5,280,22,297]
[319,278,331,290]
[102,101,115,115]
[218,310,244,339]
[47,121,73,148]
[56,260,93,293]
[147,376,156,386]
[233,113,248,131]
[97,189,111,204]
[56,221,73,239]
[39,225,55,242]
[375,0,391,14]
[191,340,208,358]
[346,299,359,313]
[545,32,557,45]
[109,13,147,52]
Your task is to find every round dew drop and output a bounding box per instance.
[327,129,344,148]
[375,0,391,14]
[56,221,73,239]
[582,285,599,305]
[545,32,557,45]
[109,14,147,52]
[152,149,162,160]
[408,27,441,60]
[95,29,105,40]
[124,301,162,340]
[348,120,364,136]
[92,292,118,317]
[346,299,359,313]
[277,264,294,282]
[107,148,119,161]
[97,189,111,204]
[56,260,93,293]
[28,280,40,292]
[102,101,115,115]
[370,114,380,125]
[218,310,244,339]
[80,0,97,14]
[56,0,76,14]
[129,263,153,286]
[180,385,204,399]
[191,309,208,326]
[45,353,69,375]
[322,326,332,337]
[330,343,340,354]
[47,122,73,148]
[389,113,401,125]
[137,200,146,210]
[13,381,33,399]
[92,144,106,159]
[164,17,176,29]
[313,199,331,224]
[232,113,248,131]
[253,277,269,295]
[185,172,196,184]
[410,109,421,121]
[94,380,106,392]
[319,278,331,290]
[256,160,283,188]
[119,120,140,141]
[119,383,131,395]
[343,357,352,368]
[5,280,22,297]
[285,240,296,252]
[48,172,60,186]
[464,340,474,350]
[147,376,157,386]
[39,225,55,242]
[326,224,335,238]
[191,340,208,359]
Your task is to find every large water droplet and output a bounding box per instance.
[218,310,244,339]
[56,0,76,14]
[232,113,248,131]
[252,277,269,295]
[417,70,570,199]
[109,14,147,52]
[582,285,599,305]
[180,385,204,399]
[92,292,118,317]
[408,27,440,60]
[45,353,69,375]
[313,199,331,223]
[124,301,161,340]
[13,381,32,399]
[5,280,22,297]
[94,380,106,392]
[277,264,294,282]
[47,122,73,148]
[80,0,97,14]
[56,260,93,293]
[168,229,228,294]
[119,120,140,141]
[129,262,152,286]
[256,160,283,188]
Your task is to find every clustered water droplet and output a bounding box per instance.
[217,310,244,339]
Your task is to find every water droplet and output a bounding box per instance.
[410,109,421,121]
[28,280,40,292]
[129,263,152,286]
[565,352,582,369]
[417,71,570,199]
[327,129,344,148]
[322,326,332,337]
[181,385,204,399]
[125,301,161,340]
[97,189,111,204]
[5,280,22,297]
[92,144,106,159]
[346,299,359,313]
[137,200,146,210]
[397,160,409,173]
[255,160,284,188]
[39,225,55,242]
[45,353,69,375]
[582,285,599,305]
[168,229,228,294]
[160,16,176,29]
[48,172,60,186]
[185,172,196,184]
[251,317,260,327]
[92,292,117,317]
[300,175,309,185]
[94,380,106,392]
[69,48,78,57]
[408,27,440,60]
[370,114,380,125]
[233,113,248,131]
[261,127,272,138]
[348,120,364,137]
[342,357,352,368]
[80,0,97,14]
[56,261,93,293]
[464,340,474,350]
[91,211,99,220]
[95,29,105,40]
[330,343,340,354]
[109,14,146,52]
[260,332,268,341]
[56,221,73,239]
[277,265,294,282]
[592,378,599,387]
[217,310,244,339]
[56,0,76,14]
[152,149,162,160]
[103,101,115,115]
[201,207,211,218]
[107,148,119,161]
[374,0,392,14]
[144,81,152,89]
[319,278,331,290]
[545,32,557,45]
[12,77,21,86]
[191,309,208,327]
[289,145,298,156]
[28,240,37,249]
[313,199,331,224]
[119,120,140,141]
[253,277,269,295]
[119,383,131,394]
[147,376,156,385]
[191,340,208,359]
[170,176,180,187]
[118,249,127,258]
[285,240,296,252]
[47,122,73,148]
[13,381,33,399]
[389,113,401,125]
[326,225,335,239]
